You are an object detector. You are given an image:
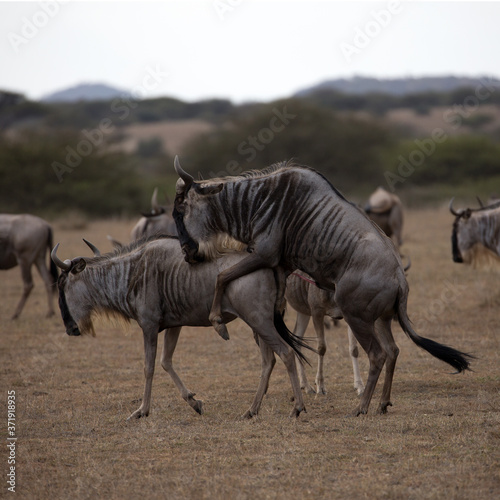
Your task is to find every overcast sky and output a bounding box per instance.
[1,0,499,103]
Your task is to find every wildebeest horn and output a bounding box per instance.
[476,196,484,208]
[174,156,193,188]
[151,187,160,214]
[449,198,463,217]
[51,243,71,271]
[403,256,411,273]
[83,238,101,257]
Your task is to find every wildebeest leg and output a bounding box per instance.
[12,259,34,320]
[347,325,365,396]
[34,255,55,318]
[253,327,305,418]
[311,311,327,394]
[292,312,315,394]
[344,316,386,416]
[128,328,158,420]
[243,336,276,419]
[161,327,203,415]
[209,253,270,340]
[374,317,399,414]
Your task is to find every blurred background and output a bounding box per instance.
[1,0,499,218]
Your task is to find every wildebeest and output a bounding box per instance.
[173,157,472,416]
[450,198,500,268]
[0,214,58,319]
[130,188,177,241]
[364,187,404,251]
[286,270,364,396]
[51,236,311,419]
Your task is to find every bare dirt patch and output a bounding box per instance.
[1,208,499,499]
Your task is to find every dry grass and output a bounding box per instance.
[1,208,499,499]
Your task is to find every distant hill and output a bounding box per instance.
[295,75,500,96]
[41,83,130,103]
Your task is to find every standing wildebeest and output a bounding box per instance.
[450,198,500,268]
[51,236,311,419]
[0,214,58,319]
[364,187,404,251]
[173,157,472,416]
[286,270,364,396]
[130,188,177,240]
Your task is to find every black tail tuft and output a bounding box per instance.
[396,289,474,373]
[273,311,316,366]
[409,335,474,373]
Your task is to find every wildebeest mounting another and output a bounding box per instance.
[52,236,311,419]
[173,157,472,416]
[0,214,58,319]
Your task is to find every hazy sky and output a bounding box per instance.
[1,0,499,103]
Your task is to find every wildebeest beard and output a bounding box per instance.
[451,218,464,263]
[57,273,81,336]
[172,197,204,264]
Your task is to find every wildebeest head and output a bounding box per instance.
[51,241,96,336]
[449,198,470,263]
[173,156,224,263]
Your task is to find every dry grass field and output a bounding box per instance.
[1,208,499,499]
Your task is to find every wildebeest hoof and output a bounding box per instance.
[377,401,392,414]
[302,385,316,395]
[127,408,149,420]
[213,321,230,340]
[242,409,257,419]
[352,407,367,417]
[192,400,203,415]
[289,406,305,418]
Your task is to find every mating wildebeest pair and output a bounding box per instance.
[54,159,472,420]
[173,157,472,417]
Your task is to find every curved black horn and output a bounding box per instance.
[83,238,101,257]
[51,243,71,271]
[174,156,194,188]
[449,198,463,217]
[151,187,160,214]
[476,196,484,208]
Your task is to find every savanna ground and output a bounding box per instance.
[1,207,499,499]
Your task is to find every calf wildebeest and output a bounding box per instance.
[130,188,177,240]
[51,236,311,419]
[0,214,58,319]
[450,198,500,268]
[173,157,472,416]
[364,187,404,251]
[286,270,364,396]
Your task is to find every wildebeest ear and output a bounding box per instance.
[196,183,224,196]
[71,258,87,275]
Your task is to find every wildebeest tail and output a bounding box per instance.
[396,287,473,373]
[47,227,58,290]
[273,311,315,366]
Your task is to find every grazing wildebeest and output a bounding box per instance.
[0,214,58,319]
[130,188,177,241]
[51,236,311,420]
[286,270,364,396]
[450,198,500,268]
[364,187,404,251]
[173,157,472,416]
